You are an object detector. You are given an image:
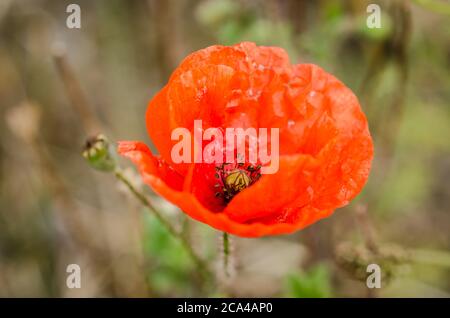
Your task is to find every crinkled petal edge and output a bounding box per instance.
[118,141,334,238]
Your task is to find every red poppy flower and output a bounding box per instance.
[118,42,373,238]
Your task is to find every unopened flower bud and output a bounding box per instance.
[82,134,116,172]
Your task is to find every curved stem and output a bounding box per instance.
[114,168,211,280]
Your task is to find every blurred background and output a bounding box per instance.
[0,0,449,297]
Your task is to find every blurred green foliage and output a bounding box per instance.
[285,265,333,298]
[196,0,298,59]
[143,213,195,296]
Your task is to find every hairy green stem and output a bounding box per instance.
[223,232,230,278]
